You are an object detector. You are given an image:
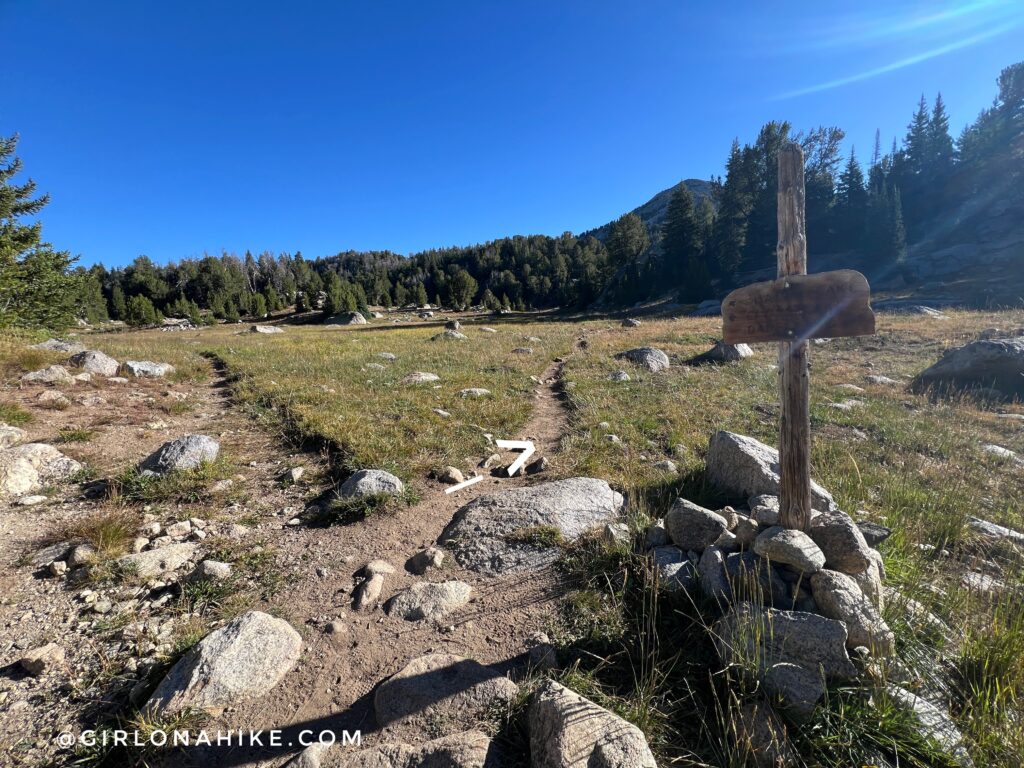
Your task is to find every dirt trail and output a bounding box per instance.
[1,329,596,768]
[214,339,594,768]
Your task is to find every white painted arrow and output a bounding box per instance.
[444,474,484,494]
[497,439,536,477]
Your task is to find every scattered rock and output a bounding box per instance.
[384,581,472,621]
[31,338,85,354]
[621,318,642,327]
[713,603,858,681]
[378,352,397,361]
[340,469,405,498]
[480,327,497,333]
[982,443,1023,463]
[808,511,874,574]
[69,350,119,376]
[692,340,754,364]
[439,478,625,574]
[753,526,826,573]
[117,542,198,578]
[459,388,491,398]
[20,643,65,676]
[724,551,788,606]
[735,700,797,768]
[692,299,721,317]
[36,390,71,408]
[866,375,900,386]
[327,311,367,325]
[857,521,892,547]
[407,547,445,574]
[0,424,27,449]
[886,686,974,767]
[250,324,284,334]
[706,431,835,511]
[763,661,826,722]
[401,372,440,385]
[433,329,468,341]
[968,516,1024,548]
[828,399,865,411]
[120,360,175,378]
[186,560,233,583]
[614,347,670,373]
[438,466,465,484]
[913,337,1024,400]
[67,543,97,569]
[0,443,83,498]
[698,546,730,603]
[166,520,192,537]
[146,611,302,715]
[602,522,631,544]
[811,569,894,653]
[21,365,74,385]
[374,654,518,736]
[608,370,631,382]
[337,731,497,768]
[529,679,656,768]
[664,499,729,551]
[650,546,697,592]
[139,434,219,475]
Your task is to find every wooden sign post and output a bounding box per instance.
[722,144,876,531]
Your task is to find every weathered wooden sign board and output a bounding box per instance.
[723,143,876,531]
[721,269,875,344]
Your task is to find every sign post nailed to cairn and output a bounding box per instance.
[722,144,876,531]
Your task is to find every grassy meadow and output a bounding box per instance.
[4,307,1024,765]
[83,317,585,479]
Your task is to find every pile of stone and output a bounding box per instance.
[644,486,891,726]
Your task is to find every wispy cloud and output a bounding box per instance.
[776,12,1021,100]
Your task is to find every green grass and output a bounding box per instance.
[58,426,97,443]
[4,310,1024,766]
[108,457,233,504]
[552,309,1024,766]
[0,401,32,425]
[83,317,583,478]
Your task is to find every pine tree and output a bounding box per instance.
[413,282,428,307]
[606,213,649,268]
[0,134,79,329]
[834,149,868,251]
[448,268,478,310]
[711,140,756,281]
[927,93,954,176]
[125,294,160,326]
[110,282,127,320]
[660,183,707,299]
[76,267,109,324]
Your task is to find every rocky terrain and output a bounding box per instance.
[1,307,1023,768]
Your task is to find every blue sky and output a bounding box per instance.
[3,1,1022,268]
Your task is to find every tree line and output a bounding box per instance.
[1,61,1020,330]
[606,60,1022,303]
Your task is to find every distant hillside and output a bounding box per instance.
[583,178,713,242]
